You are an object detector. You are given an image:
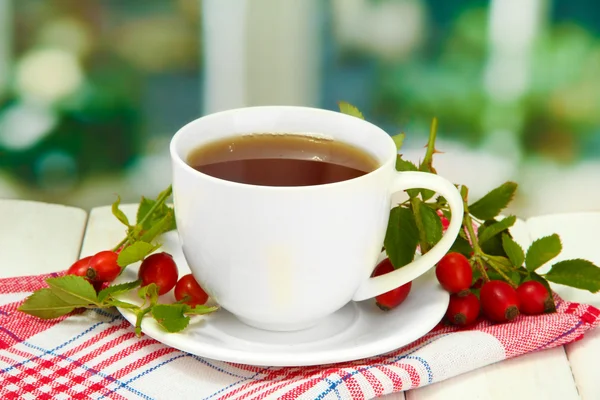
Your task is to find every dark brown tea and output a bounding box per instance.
[187,134,379,187]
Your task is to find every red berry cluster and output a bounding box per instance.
[436,252,554,326]
[372,258,412,310]
[67,251,209,306]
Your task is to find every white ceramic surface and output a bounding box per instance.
[114,231,449,366]
[169,106,463,331]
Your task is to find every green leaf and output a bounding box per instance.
[480,237,506,257]
[384,207,419,268]
[485,255,521,285]
[337,101,364,119]
[502,234,525,268]
[98,280,142,303]
[510,270,521,286]
[152,304,190,333]
[108,299,140,310]
[545,259,600,293]
[486,255,513,273]
[156,185,173,202]
[395,156,418,172]
[46,276,98,306]
[436,196,448,207]
[487,269,504,281]
[18,288,76,319]
[136,197,176,232]
[140,212,174,243]
[391,133,405,151]
[478,220,508,257]
[525,234,562,271]
[117,241,157,267]
[419,204,443,246]
[185,305,219,315]
[138,283,159,306]
[166,207,177,231]
[449,235,473,258]
[468,182,518,220]
[478,216,516,244]
[528,272,557,312]
[137,197,155,228]
[112,196,130,227]
[420,189,435,202]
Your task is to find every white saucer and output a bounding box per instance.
[113,231,449,366]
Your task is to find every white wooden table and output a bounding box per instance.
[1,199,598,400]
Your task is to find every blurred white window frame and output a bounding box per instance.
[482,0,546,159]
[201,0,321,114]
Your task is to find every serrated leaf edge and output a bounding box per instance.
[46,276,99,305]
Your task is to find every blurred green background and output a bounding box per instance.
[0,0,599,217]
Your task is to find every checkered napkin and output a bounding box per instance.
[1,273,599,400]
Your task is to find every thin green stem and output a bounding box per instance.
[406,117,441,256]
[471,257,489,283]
[111,185,173,252]
[134,307,153,337]
[461,186,490,283]
[411,197,431,254]
[422,117,438,172]
[112,231,137,253]
[461,185,519,287]
[484,257,518,288]
[138,186,172,228]
[462,191,483,255]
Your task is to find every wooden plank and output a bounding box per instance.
[525,213,600,307]
[525,213,600,400]
[0,199,87,278]
[566,328,600,400]
[78,204,134,257]
[405,346,579,400]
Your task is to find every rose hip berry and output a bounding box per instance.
[67,256,92,277]
[68,256,106,292]
[138,252,179,296]
[372,258,412,311]
[480,280,520,322]
[436,210,450,230]
[174,274,209,306]
[446,292,480,326]
[86,251,121,282]
[435,252,473,294]
[517,281,554,315]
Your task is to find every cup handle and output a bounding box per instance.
[352,171,464,301]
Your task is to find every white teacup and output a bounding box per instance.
[170,106,463,331]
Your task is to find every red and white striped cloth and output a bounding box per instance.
[1,273,598,400]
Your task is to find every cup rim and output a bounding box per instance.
[170,105,397,191]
